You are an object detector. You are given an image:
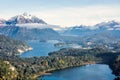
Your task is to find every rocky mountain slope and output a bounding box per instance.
[0,26,61,40]
[0,13,61,41]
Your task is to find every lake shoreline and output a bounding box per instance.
[38,63,116,80]
[36,60,118,80]
[36,61,102,78]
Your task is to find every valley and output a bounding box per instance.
[0,13,120,80]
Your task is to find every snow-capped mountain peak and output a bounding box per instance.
[94,20,120,30]
[22,12,32,19]
[6,13,47,25]
[61,20,120,36]
[95,20,120,28]
[0,13,62,30]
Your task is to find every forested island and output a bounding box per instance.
[0,35,120,80]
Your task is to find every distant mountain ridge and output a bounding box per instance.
[63,20,120,31]
[61,20,120,35]
[60,20,120,43]
[93,20,120,31]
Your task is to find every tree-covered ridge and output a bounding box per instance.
[49,48,120,79]
[0,47,105,79]
[4,54,98,79]
[0,35,32,56]
[49,48,112,56]
[0,47,118,80]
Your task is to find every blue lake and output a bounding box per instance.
[21,41,61,57]
[41,64,115,80]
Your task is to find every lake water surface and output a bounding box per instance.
[21,41,61,57]
[21,40,81,57]
[41,64,115,80]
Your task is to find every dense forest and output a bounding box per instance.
[0,52,99,79]
[0,48,120,80]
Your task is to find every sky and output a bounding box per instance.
[0,0,120,27]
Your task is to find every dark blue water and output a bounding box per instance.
[41,64,115,80]
[21,41,61,57]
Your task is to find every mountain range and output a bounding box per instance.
[60,20,120,43]
[0,13,120,43]
[61,20,120,35]
[0,13,61,40]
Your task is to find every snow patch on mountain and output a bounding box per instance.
[22,12,32,19]
[0,13,62,30]
[6,13,47,25]
[63,20,120,31]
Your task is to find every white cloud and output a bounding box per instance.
[32,5,120,27]
[0,5,120,27]
[16,23,61,30]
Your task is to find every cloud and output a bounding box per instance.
[16,23,61,30]
[0,5,120,27]
[33,5,120,27]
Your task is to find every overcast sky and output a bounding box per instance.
[0,0,120,27]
